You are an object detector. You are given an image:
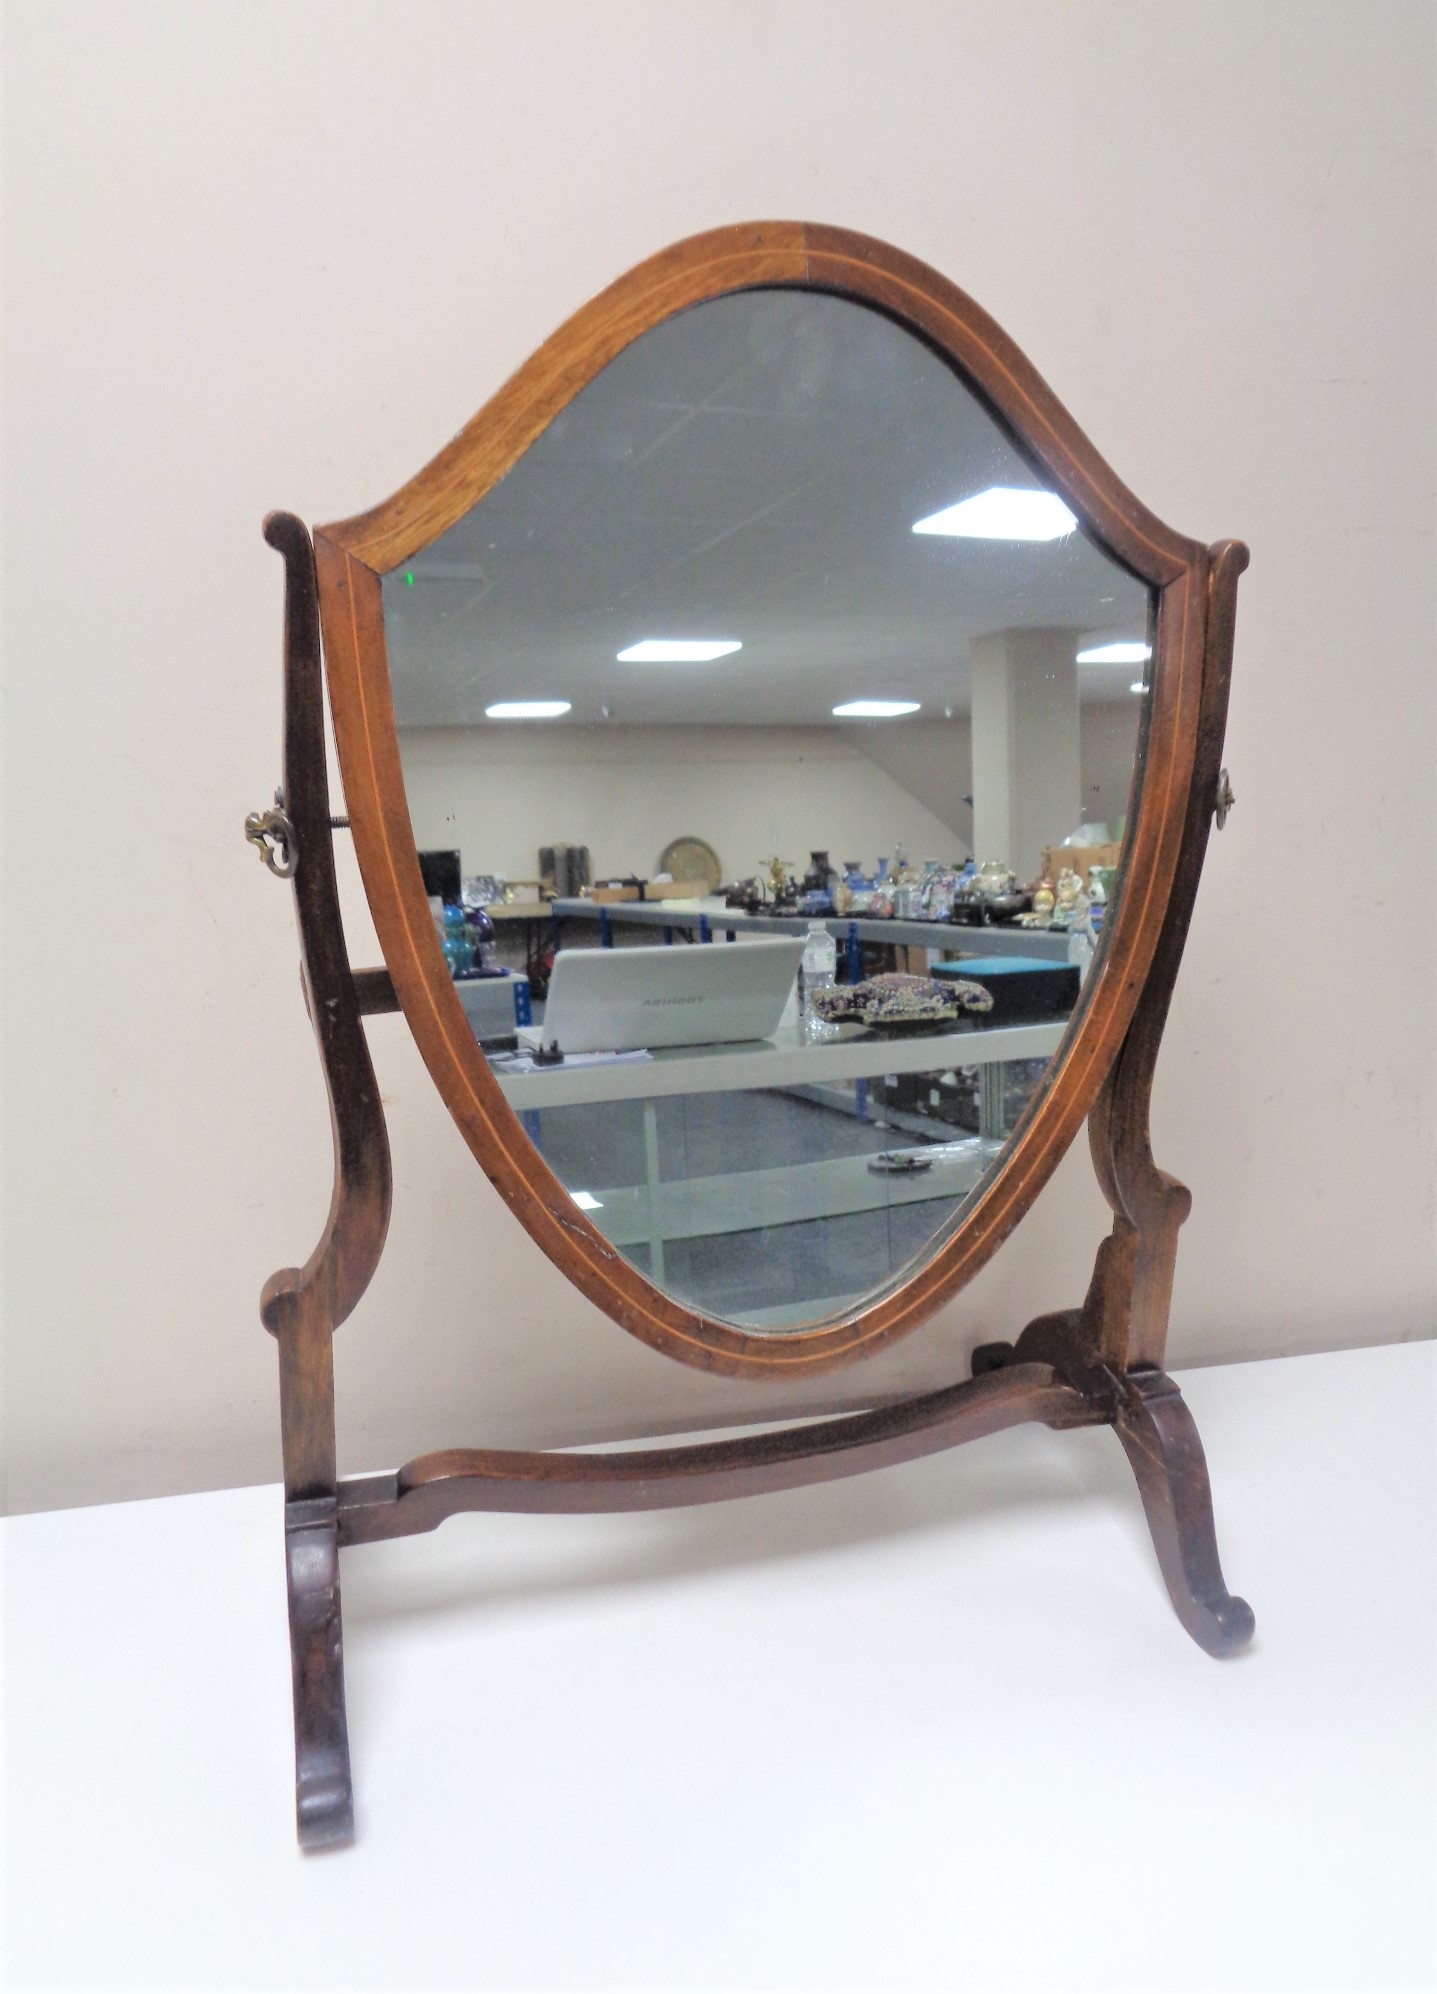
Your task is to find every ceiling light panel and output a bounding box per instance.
[913,486,1078,542]
[616,639,743,663]
[1077,641,1152,665]
[833,699,921,719]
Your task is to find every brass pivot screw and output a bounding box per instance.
[1214,768,1235,830]
[245,787,298,878]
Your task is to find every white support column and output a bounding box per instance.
[970,628,1082,881]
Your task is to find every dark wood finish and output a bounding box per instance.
[966,542,1254,1653]
[254,232,1255,1847]
[312,220,1212,1381]
[1083,537,1254,1646]
[260,512,395,1851]
[285,1496,354,1850]
[1114,1367,1255,1657]
[337,1364,1102,1545]
[1086,539,1250,1368]
[351,966,400,1015]
[259,512,393,1362]
[973,1301,1253,1654]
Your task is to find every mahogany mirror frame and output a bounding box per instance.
[251,223,1252,1852]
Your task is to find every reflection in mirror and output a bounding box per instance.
[382,290,1152,1331]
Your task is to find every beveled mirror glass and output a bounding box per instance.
[377,289,1151,1330]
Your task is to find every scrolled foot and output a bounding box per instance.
[1115,1368,1255,1658]
[296,1762,355,1852]
[286,1498,355,1850]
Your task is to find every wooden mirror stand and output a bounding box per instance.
[250,227,1252,1852]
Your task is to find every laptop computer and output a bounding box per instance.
[519,937,805,1054]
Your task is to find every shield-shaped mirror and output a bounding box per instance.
[314,225,1206,1377]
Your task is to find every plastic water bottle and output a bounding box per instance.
[1067,914,1096,987]
[802,920,838,1040]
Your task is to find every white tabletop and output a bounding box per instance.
[491,1018,1066,1110]
[4,1338,1433,1991]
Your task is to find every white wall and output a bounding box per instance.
[971,630,1083,881]
[2,0,1433,1513]
[400,711,1137,882]
[854,716,974,846]
[398,724,968,887]
[1080,701,1142,840]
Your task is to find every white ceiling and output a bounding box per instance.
[383,290,1152,728]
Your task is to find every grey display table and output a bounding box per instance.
[488,1017,1063,1112]
[488,1019,1064,1297]
[549,895,1073,962]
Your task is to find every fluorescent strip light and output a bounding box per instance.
[913,486,1077,542]
[484,700,571,720]
[571,1190,603,1211]
[833,699,920,719]
[1077,641,1152,665]
[616,639,742,663]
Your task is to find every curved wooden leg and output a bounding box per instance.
[286,1498,355,1851]
[973,1320,1254,1657]
[1115,1368,1255,1658]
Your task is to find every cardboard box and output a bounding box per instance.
[641,879,708,901]
[1039,842,1121,887]
[588,880,708,903]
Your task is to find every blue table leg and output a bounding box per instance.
[664,925,674,945]
[520,1109,542,1144]
[600,907,612,948]
[846,922,860,983]
[699,916,712,943]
